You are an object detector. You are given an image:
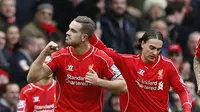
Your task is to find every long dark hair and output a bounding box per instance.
[136,29,164,50]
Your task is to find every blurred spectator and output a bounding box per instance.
[0,69,10,94]
[103,93,120,112]
[21,3,64,43]
[3,24,20,62]
[151,19,170,56]
[9,36,39,87]
[170,93,183,112]
[36,37,47,53]
[0,83,19,112]
[0,30,9,71]
[53,0,103,34]
[167,43,191,80]
[183,31,200,68]
[185,80,200,112]
[142,0,167,29]
[0,0,16,30]
[100,0,137,54]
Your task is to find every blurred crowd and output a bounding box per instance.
[0,0,200,112]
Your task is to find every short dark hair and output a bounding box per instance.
[136,29,164,50]
[74,16,95,39]
[1,83,18,94]
[20,36,37,49]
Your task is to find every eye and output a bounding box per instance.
[149,46,155,50]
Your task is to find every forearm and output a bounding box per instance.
[27,51,49,82]
[178,90,192,112]
[97,78,127,93]
[193,56,200,86]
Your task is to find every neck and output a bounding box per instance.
[37,77,52,85]
[74,42,91,55]
[141,54,149,63]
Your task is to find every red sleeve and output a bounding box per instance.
[195,39,200,58]
[44,52,59,72]
[17,89,28,112]
[101,54,122,80]
[169,62,192,111]
[90,34,123,69]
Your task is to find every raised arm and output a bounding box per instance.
[90,34,123,68]
[27,41,58,82]
[193,56,200,95]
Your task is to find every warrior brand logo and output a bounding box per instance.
[33,96,40,102]
[67,65,73,71]
[138,69,145,76]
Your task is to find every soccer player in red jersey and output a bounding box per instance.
[17,76,56,112]
[194,39,200,95]
[27,16,127,112]
[90,29,192,112]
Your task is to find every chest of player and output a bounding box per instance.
[29,92,55,111]
[61,56,104,79]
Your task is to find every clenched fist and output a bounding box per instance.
[42,41,59,54]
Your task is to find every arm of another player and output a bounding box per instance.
[89,34,123,68]
[193,56,200,95]
[86,67,127,93]
[27,41,58,82]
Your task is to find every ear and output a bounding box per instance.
[81,34,88,41]
[141,41,145,49]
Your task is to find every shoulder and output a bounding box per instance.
[161,56,177,68]
[20,84,33,95]
[51,47,70,58]
[94,48,111,60]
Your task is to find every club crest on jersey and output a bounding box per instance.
[88,64,94,70]
[33,96,40,102]
[138,69,145,76]
[158,69,163,80]
[67,65,73,71]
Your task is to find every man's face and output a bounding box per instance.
[153,21,168,39]
[168,52,182,65]
[6,26,20,45]
[65,21,85,47]
[141,39,163,63]
[36,8,53,24]
[188,36,200,56]
[111,0,127,16]
[0,31,6,49]
[1,0,16,18]
[3,84,20,106]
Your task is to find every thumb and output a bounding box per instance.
[89,68,95,73]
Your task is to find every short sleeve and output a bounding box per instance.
[44,54,58,72]
[17,90,27,112]
[103,57,121,80]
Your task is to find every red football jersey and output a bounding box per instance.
[45,46,121,112]
[17,80,56,112]
[90,34,192,112]
[195,39,200,58]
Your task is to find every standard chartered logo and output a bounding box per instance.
[157,81,164,90]
[136,78,164,91]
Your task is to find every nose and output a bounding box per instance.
[66,31,70,37]
[152,49,159,55]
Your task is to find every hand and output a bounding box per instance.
[42,41,58,55]
[85,68,99,85]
